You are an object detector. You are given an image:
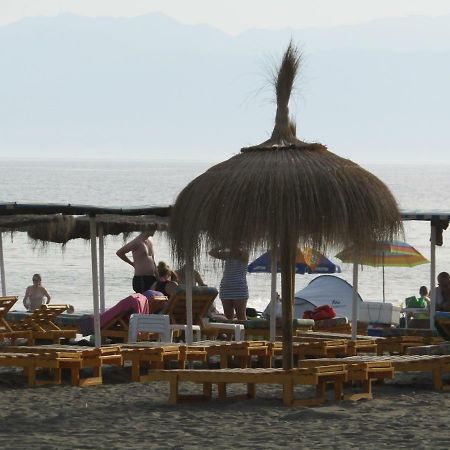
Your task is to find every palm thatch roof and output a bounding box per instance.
[0,203,170,244]
[0,214,62,232]
[169,43,402,264]
[169,42,403,369]
[26,214,168,245]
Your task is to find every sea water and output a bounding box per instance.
[1,158,450,314]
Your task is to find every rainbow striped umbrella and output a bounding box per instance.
[336,240,429,302]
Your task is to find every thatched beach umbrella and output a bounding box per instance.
[169,43,402,368]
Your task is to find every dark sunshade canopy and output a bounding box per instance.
[248,250,341,274]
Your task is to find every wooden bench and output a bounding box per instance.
[299,354,450,391]
[144,365,348,407]
[119,343,182,381]
[0,352,63,386]
[376,336,425,355]
[2,345,122,386]
[293,340,348,360]
[190,341,269,368]
[298,359,394,400]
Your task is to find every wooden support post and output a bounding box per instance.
[280,239,295,370]
[169,373,179,405]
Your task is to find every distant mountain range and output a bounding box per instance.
[1,13,449,162]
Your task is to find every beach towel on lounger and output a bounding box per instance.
[80,293,163,335]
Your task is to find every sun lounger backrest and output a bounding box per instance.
[0,296,18,332]
[15,304,69,332]
[166,287,218,326]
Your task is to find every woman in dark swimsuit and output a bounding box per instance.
[151,261,178,298]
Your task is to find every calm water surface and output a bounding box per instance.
[1,158,450,313]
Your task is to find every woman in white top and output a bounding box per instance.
[23,273,51,311]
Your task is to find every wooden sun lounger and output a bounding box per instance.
[101,295,168,342]
[297,358,394,400]
[167,287,242,340]
[298,354,450,391]
[2,345,123,386]
[189,340,269,369]
[119,343,182,382]
[265,341,348,365]
[376,336,426,356]
[0,352,64,386]
[119,342,210,381]
[144,365,348,407]
[293,335,378,356]
[0,296,34,344]
[10,304,77,344]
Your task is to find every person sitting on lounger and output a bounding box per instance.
[150,261,178,298]
[175,264,207,286]
[23,273,51,311]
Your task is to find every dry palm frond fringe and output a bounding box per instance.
[168,41,403,264]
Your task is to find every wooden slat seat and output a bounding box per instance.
[298,358,394,400]
[1,344,123,386]
[119,343,182,381]
[143,365,348,406]
[298,354,450,391]
[0,296,34,344]
[166,287,220,339]
[190,340,269,368]
[376,336,425,355]
[0,351,63,386]
[10,304,77,344]
[293,340,348,360]
[294,336,378,356]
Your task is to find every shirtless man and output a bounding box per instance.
[436,271,450,312]
[116,227,158,294]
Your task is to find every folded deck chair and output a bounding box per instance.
[165,286,243,341]
[11,304,77,344]
[0,296,33,343]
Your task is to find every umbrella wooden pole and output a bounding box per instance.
[280,241,294,370]
[382,252,385,303]
[185,261,194,344]
[351,262,359,341]
[0,233,6,296]
[430,225,436,330]
[98,224,105,314]
[89,216,101,348]
[270,247,278,342]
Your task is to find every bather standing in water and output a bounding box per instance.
[23,273,51,311]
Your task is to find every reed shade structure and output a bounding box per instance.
[171,43,402,368]
[26,214,168,245]
[24,214,168,313]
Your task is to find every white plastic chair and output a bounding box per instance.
[128,314,172,343]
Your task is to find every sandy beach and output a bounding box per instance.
[0,366,449,449]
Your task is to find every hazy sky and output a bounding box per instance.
[2,0,450,33]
